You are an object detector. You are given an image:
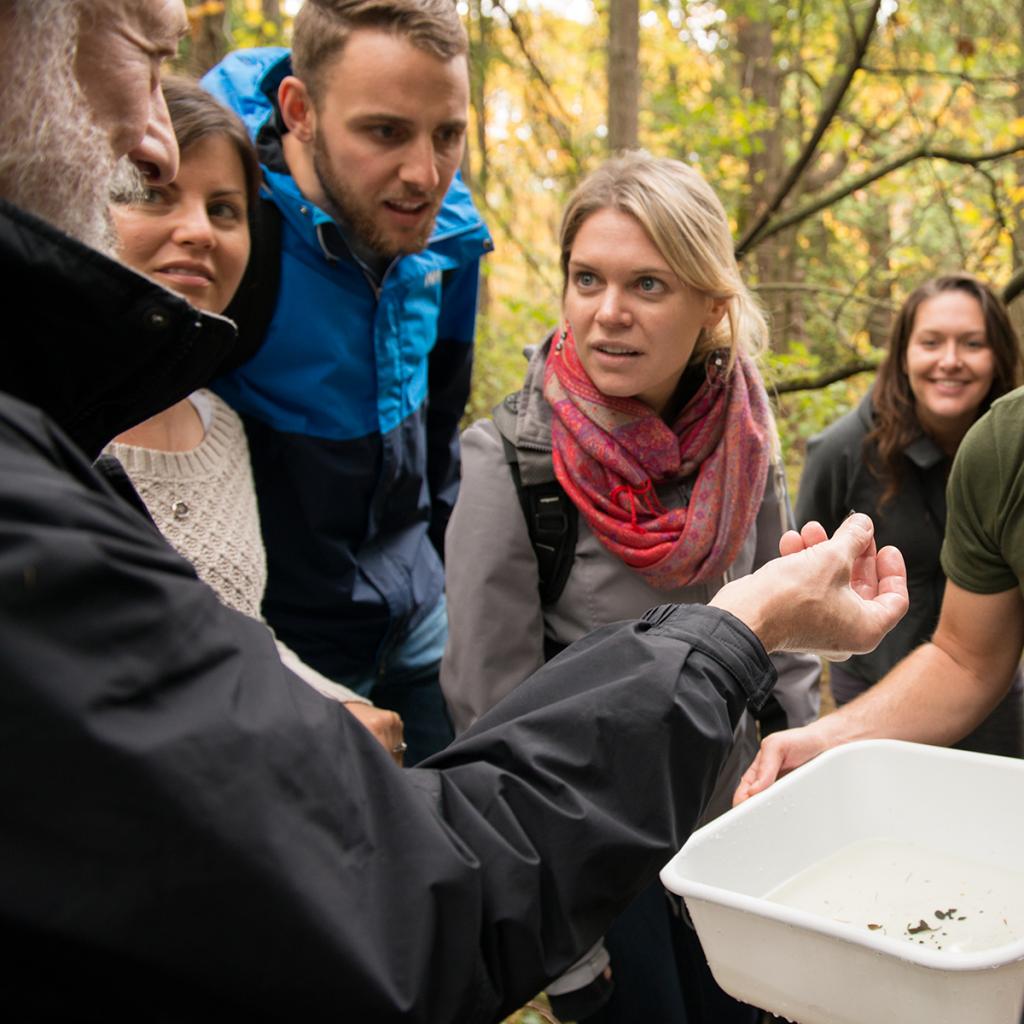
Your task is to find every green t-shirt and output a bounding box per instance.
[941,386,1024,595]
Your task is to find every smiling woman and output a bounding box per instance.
[112,131,251,318]
[441,151,821,1024]
[109,76,258,450]
[795,273,1024,752]
[104,76,405,759]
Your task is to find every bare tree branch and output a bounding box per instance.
[736,0,884,258]
[862,64,1019,84]
[480,165,561,297]
[771,359,881,394]
[801,151,850,194]
[830,191,934,329]
[1004,267,1024,306]
[744,141,1024,249]
[753,281,897,313]
[489,0,580,169]
[925,143,970,268]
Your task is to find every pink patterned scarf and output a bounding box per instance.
[543,327,774,589]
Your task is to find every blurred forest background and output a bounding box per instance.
[181,0,1024,477]
[179,5,1024,1019]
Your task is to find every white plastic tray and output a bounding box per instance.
[660,739,1024,1024]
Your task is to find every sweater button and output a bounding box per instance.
[172,500,190,520]
[144,308,171,331]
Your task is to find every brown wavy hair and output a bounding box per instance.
[160,76,261,209]
[867,273,1023,504]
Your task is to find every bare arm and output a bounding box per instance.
[734,578,1024,803]
[844,581,1024,743]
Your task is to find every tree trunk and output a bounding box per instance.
[187,2,230,76]
[1012,0,1024,273]
[1004,0,1024,333]
[864,213,893,350]
[607,0,639,153]
[465,0,491,316]
[735,13,791,349]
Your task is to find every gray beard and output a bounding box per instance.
[0,0,136,254]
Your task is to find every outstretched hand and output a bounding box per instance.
[710,513,908,659]
[726,514,909,806]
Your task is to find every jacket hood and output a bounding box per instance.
[0,199,238,460]
[202,47,289,143]
[512,335,556,452]
[203,48,492,253]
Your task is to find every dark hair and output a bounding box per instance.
[160,75,261,209]
[292,0,467,103]
[867,273,1023,504]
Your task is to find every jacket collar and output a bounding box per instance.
[859,385,946,470]
[0,199,238,460]
[515,334,556,452]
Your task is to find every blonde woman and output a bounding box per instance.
[441,152,819,1023]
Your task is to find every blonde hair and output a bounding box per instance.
[558,151,767,370]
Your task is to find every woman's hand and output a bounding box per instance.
[344,703,406,765]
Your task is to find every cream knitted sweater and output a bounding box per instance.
[106,391,367,704]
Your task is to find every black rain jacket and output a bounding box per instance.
[0,199,776,1022]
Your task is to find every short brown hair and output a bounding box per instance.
[160,76,261,209]
[292,0,467,102]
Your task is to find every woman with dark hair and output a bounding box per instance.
[796,272,1024,753]
[105,76,405,759]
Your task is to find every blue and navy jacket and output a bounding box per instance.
[203,49,492,680]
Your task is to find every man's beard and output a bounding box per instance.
[312,133,439,259]
[0,0,142,254]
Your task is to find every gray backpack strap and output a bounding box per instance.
[493,395,578,608]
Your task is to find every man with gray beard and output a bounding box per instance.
[0,0,908,1020]
[0,0,179,253]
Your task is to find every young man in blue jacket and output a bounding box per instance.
[203,0,492,763]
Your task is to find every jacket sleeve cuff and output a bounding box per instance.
[641,603,777,714]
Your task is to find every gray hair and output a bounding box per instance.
[0,0,126,251]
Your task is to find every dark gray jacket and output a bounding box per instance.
[443,341,820,819]
[796,391,948,685]
[0,199,776,1022]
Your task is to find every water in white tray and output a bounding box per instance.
[765,837,1024,953]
